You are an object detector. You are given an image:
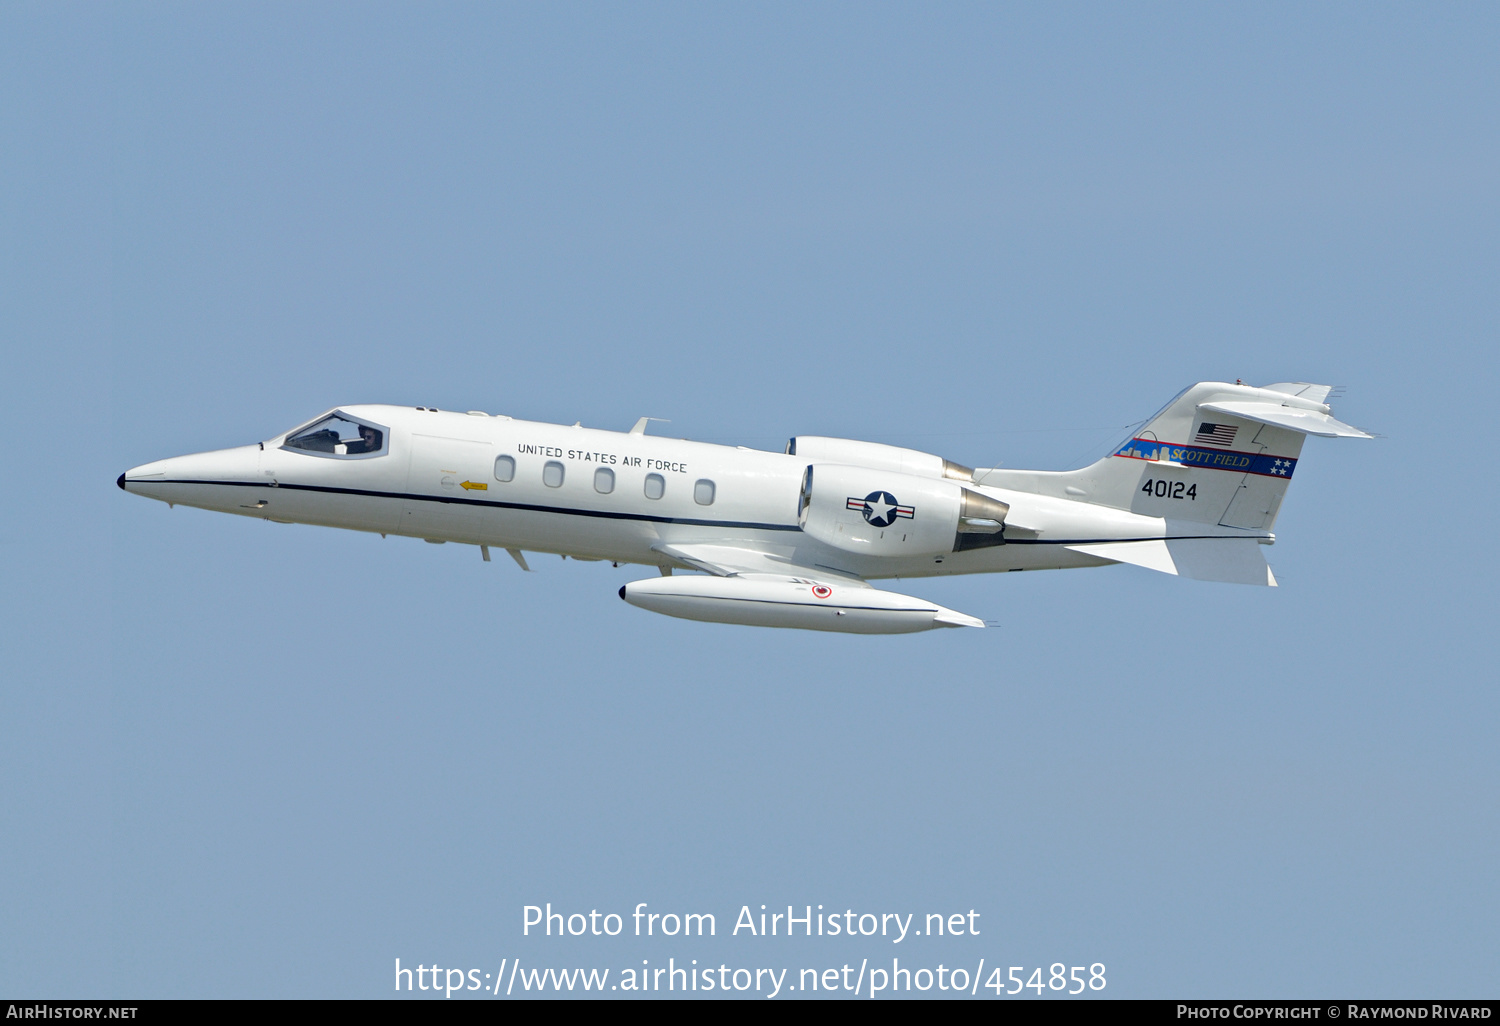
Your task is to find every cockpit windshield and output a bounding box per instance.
[282,413,387,458]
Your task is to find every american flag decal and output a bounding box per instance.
[1194,422,1238,447]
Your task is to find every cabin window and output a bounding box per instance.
[494,455,516,482]
[694,479,716,505]
[594,467,615,494]
[543,461,565,488]
[281,412,387,459]
[644,473,665,500]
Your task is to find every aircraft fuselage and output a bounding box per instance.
[125,383,1365,632]
[120,403,1139,581]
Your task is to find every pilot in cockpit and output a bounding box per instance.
[344,424,381,455]
[284,415,383,455]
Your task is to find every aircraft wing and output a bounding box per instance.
[650,542,872,587]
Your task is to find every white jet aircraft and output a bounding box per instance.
[120,381,1370,634]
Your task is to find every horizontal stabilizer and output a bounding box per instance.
[1197,400,1372,438]
[1067,538,1277,587]
[650,542,870,585]
[1262,382,1334,404]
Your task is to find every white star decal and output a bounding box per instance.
[865,494,895,522]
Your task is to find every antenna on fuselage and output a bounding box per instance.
[629,417,670,436]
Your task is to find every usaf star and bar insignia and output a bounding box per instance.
[847,491,915,528]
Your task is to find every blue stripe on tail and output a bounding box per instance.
[1114,439,1297,479]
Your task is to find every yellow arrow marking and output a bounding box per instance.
[460,480,488,491]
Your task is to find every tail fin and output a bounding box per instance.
[981,381,1371,531]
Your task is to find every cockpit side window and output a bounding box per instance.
[282,413,388,459]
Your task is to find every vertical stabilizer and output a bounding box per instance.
[978,381,1370,532]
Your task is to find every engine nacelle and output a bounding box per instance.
[798,464,1010,558]
[786,436,974,481]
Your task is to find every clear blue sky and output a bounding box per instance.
[3,2,1496,998]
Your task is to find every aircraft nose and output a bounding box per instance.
[119,445,262,504]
